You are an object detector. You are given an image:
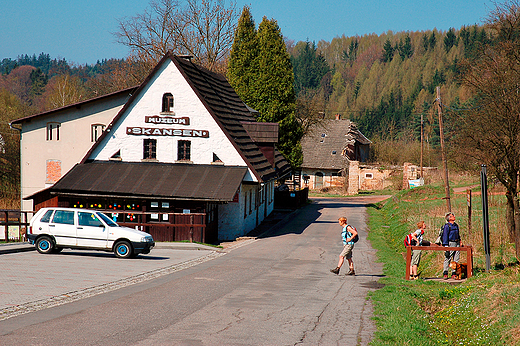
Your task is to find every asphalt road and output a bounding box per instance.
[0,196,387,346]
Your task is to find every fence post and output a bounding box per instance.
[467,189,472,236]
[4,211,9,243]
[481,164,491,272]
[189,214,194,243]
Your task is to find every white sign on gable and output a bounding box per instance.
[126,127,209,137]
[145,116,190,125]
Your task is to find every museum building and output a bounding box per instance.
[11,53,291,242]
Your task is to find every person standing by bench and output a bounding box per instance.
[442,212,462,280]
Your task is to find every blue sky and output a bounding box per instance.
[1,0,492,65]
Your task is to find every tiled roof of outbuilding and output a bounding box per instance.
[301,119,370,170]
[47,161,247,202]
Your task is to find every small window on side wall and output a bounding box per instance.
[46,122,60,141]
[91,124,105,142]
[162,93,174,113]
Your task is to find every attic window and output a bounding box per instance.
[320,133,326,143]
[332,150,337,155]
[162,93,174,113]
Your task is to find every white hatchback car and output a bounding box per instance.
[28,207,155,258]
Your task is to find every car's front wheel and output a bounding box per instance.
[114,241,133,259]
[36,236,54,254]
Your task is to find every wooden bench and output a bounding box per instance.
[405,245,473,280]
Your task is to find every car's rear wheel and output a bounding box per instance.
[36,236,54,254]
[114,241,133,258]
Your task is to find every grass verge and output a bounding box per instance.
[367,184,520,346]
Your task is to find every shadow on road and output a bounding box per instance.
[249,197,382,240]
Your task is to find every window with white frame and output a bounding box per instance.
[46,122,60,141]
[91,124,105,142]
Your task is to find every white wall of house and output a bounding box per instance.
[218,181,274,240]
[19,97,128,211]
[88,60,257,181]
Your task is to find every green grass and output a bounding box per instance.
[366,184,520,346]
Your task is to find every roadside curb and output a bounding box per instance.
[0,242,35,255]
[0,241,221,255]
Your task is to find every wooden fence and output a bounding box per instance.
[0,210,32,242]
[1,209,214,244]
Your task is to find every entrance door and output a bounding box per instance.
[315,172,324,189]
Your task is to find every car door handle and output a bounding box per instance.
[49,225,55,227]
[77,227,83,229]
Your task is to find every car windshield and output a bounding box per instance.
[96,212,119,227]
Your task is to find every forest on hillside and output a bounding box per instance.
[1,24,487,139]
[289,24,487,144]
[0,22,491,204]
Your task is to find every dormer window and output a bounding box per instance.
[162,93,174,113]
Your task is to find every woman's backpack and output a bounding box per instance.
[404,233,417,247]
[347,225,359,243]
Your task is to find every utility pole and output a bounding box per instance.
[420,113,424,178]
[436,86,451,212]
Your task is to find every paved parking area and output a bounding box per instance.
[0,246,229,319]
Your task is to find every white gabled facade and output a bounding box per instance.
[89,61,255,183]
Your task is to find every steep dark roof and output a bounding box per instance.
[173,56,278,182]
[82,53,282,182]
[301,119,370,170]
[44,161,247,202]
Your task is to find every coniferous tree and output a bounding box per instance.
[254,17,296,123]
[382,38,394,62]
[444,28,457,52]
[29,68,48,100]
[255,17,301,167]
[429,31,437,49]
[398,35,413,59]
[292,41,330,95]
[228,13,302,168]
[227,6,258,107]
[422,33,429,52]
